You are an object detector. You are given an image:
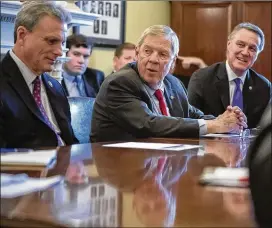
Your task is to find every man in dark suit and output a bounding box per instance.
[188,22,271,128]
[91,25,247,142]
[0,1,78,148]
[62,34,105,98]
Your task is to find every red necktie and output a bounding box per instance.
[157,156,167,174]
[32,77,62,146]
[154,89,168,116]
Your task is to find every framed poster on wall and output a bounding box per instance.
[75,0,126,48]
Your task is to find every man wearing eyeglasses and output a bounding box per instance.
[91,25,247,142]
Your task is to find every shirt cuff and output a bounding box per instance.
[198,119,207,135]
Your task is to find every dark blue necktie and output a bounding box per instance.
[232,78,243,111]
[74,76,87,97]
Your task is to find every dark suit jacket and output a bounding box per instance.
[188,62,272,128]
[61,67,105,98]
[248,103,271,227]
[91,62,214,142]
[0,52,78,148]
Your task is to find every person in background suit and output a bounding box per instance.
[113,42,136,73]
[188,22,272,128]
[0,1,78,148]
[91,25,247,142]
[62,34,105,98]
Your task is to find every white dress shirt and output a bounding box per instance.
[9,50,64,145]
[226,61,247,105]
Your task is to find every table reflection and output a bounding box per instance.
[201,139,250,167]
[92,148,193,227]
[42,161,119,227]
[1,138,256,227]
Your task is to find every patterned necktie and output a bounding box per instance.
[32,77,62,146]
[232,78,243,111]
[154,89,168,116]
[74,76,87,97]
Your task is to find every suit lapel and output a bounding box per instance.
[83,73,97,97]
[215,63,230,109]
[42,74,67,123]
[242,71,254,115]
[3,53,48,125]
[164,77,184,117]
[61,78,69,96]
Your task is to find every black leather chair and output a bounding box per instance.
[68,97,95,144]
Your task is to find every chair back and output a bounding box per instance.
[68,97,95,144]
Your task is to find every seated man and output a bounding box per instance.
[188,22,271,128]
[62,34,105,97]
[112,42,136,72]
[0,1,78,148]
[91,25,247,142]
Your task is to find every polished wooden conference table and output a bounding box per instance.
[1,137,256,227]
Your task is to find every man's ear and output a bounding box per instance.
[16,26,28,46]
[227,40,231,49]
[170,56,177,71]
[113,56,118,70]
[135,46,139,61]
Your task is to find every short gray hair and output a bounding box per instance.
[14,1,71,43]
[137,25,179,57]
[228,22,265,52]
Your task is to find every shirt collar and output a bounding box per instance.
[144,81,165,96]
[9,49,39,86]
[62,70,82,83]
[226,60,247,84]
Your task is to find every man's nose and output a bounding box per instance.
[149,52,159,63]
[78,55,85,63]
[241,47,250,56]
[53,44,63,57]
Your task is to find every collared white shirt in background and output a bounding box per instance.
[9,50,64,145]
[144,81,207,135]
[226,60,247,105]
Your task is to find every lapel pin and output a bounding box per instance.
[249,86,252,90]
[170,96,174,100]
[48,81,53,88]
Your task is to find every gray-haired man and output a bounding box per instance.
[188,22,271,128]
[91,25,247,142]
[0,1,78,148]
